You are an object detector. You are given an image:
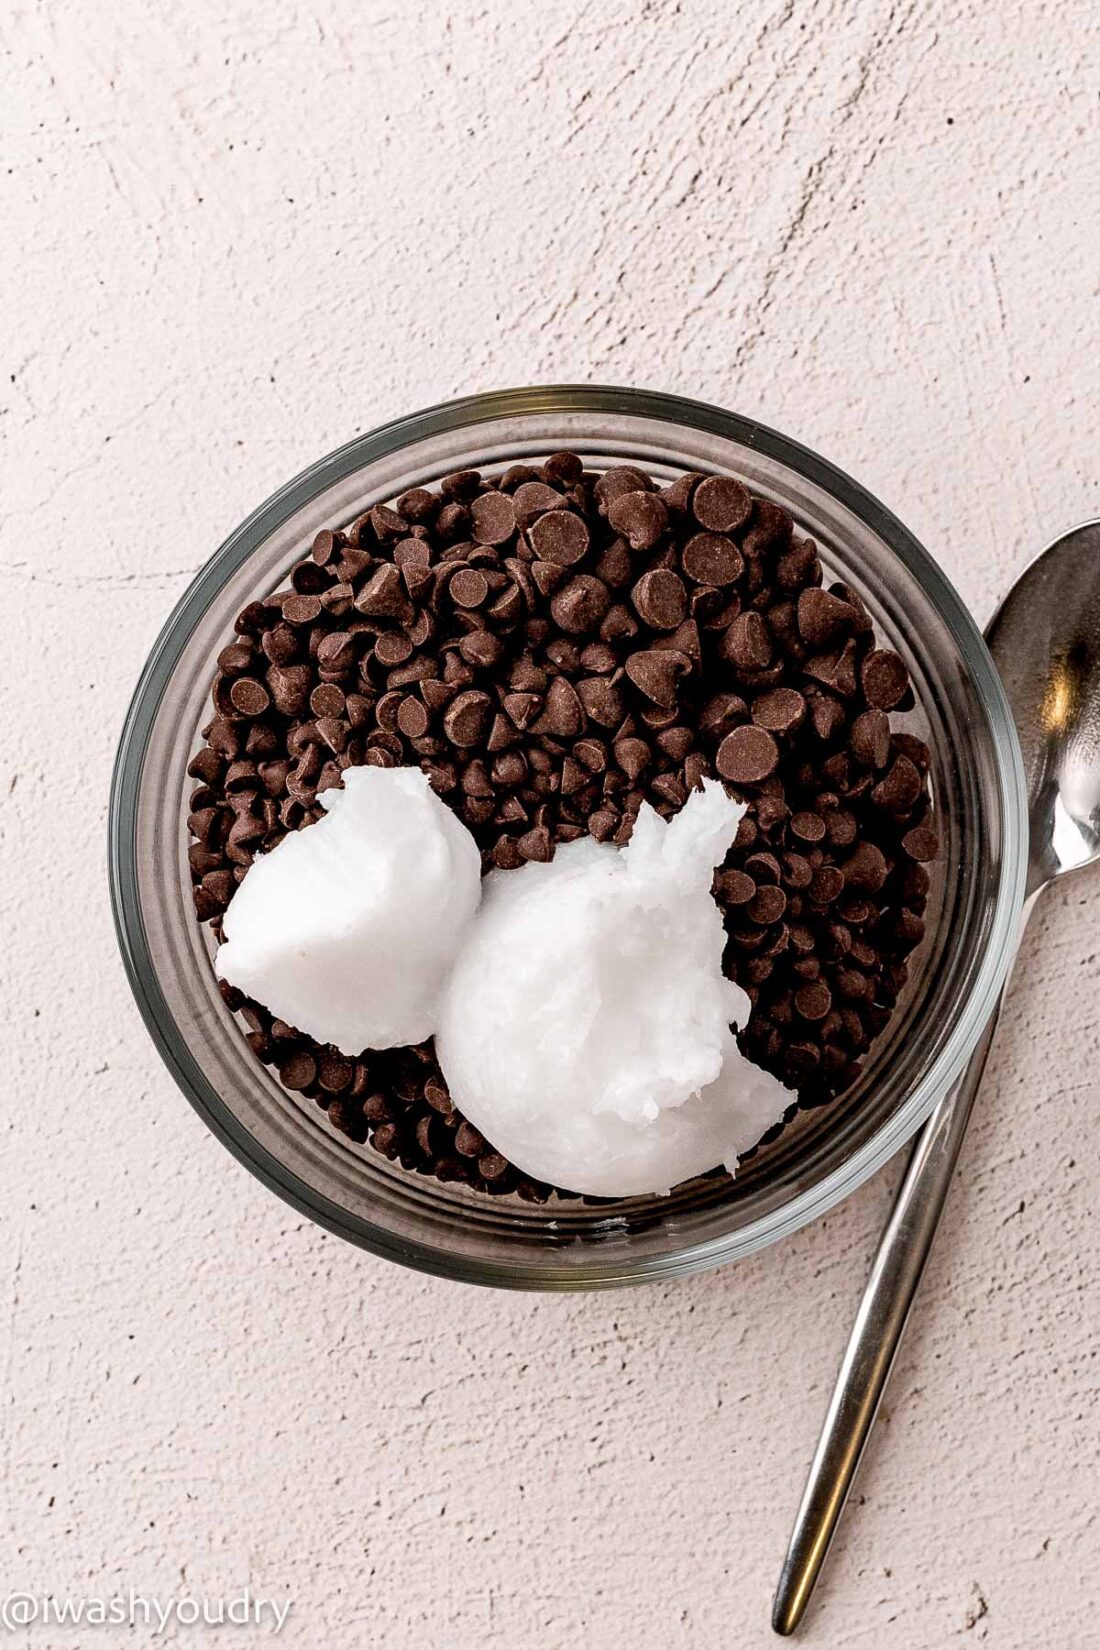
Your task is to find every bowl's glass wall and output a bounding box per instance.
[110,388,1026,1288]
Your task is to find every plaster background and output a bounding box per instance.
[2,1,1098,1645]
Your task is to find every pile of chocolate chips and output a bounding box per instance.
[188,454,938,1202]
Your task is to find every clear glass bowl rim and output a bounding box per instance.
[109,385,1028,1288]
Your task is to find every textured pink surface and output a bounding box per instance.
[3,2,1099,1646]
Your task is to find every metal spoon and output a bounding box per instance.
[772,520,1100,1636]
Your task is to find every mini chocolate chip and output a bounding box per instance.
[607,491,669,551]
[282,593,322,626]
[470,490,516,545]
[861,648,910,710]
[443,690,492,747]
[843,840,889,891]
[536,675,585,737]
[512,481,566,526]
[449,567,490,608]
[716,725,778,784]
[722,611,772,672]
[316,631,357,673]
[699,692,747,742]
[692,474,751,533]
[872,754,923,812]
[228,677,270,717]
[280,1052,317,1091]
[850,708,891,768]
[631,568,687,630]
[396,696,430,740]
[791,810,826,843]
[902,823,939,861]
[797,587,857,646]
[624,649,690,709]
[748,884,787,925]
[681,532,744,587]
[809,865,844,904]
[795,981,832,1021]
[550,574,610,635]
[517,824,552,862]
[355,563,412,620]
[528,509,589,566]
[752,687,806,733]
[715,868,756,905]
[594,466,651,511]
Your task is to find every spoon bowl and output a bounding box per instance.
[988,520,1100,890]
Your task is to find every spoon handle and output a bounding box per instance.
[771,1001,1003,1636]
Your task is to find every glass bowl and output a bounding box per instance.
[109,386,1027,1289]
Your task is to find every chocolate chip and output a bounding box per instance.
[267,664,312,717]
[748,884,787,925]
[861,648,910,710]
[843,840,888,892]
[607,491,668,551]
[528,509,589,566]
[449,568,490,609]
[716,725,778,784]
[316,631,357,673]
[791,809,826,843]
[470,490,516,545]
[850,708,891,769]
[795,981,832,1021]
[282,593,322,626]
[752,687,806,733]
[715,868,756,905]
[631,568,687,631]
[797,587,856,647]
[228,677,270,717]
[517,824,552,862]
[902,823,939,861]
[872,755,923,812]
[681,532,744,587]
[355,564,411,620]
[550,575,610,635]
[692,474,751,533]
[396,696,430,740]
[722,611,772,672]
[624,649,690,708]
[809,866,844,904]
[512,481,566,526]
[443,690,492,747]
[279,1052,317,1091]
[594,467,651,511]
[536,676,585,737]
